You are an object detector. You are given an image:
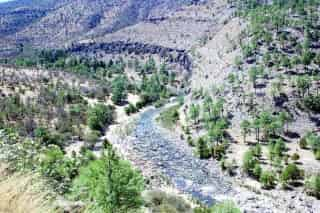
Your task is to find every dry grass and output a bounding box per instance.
[0,164,54,213]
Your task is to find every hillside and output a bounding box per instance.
[0,0,218,51]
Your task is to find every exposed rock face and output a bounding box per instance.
[68,41,192,71]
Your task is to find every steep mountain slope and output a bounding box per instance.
[0,0,70,35]
[0,0,214,50]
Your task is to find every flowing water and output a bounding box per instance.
[129,107,233,205]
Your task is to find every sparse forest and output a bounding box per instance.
[0,0,319,212]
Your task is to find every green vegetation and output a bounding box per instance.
[240,120,251,143]
[1,49,174,108]
[87,104,114,132]
[143,190,191,213]
[242,149,258,175]
[158,105,180,128]
[9,49,124,78]
[0,44,191,211]
[189,103,200,124]
[210,201,241,213]
[197,137,211,159]
[305,175,320,199]
[194,201,240,213]
[39,145,78,194]
[280,164,302,186]
[0,130,82,194]
[124,103,138,115]
[260,170,276,189]
[111,75,128,105]
[0,128,146,212]
[71,145,144,212]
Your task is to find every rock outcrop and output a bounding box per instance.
[68,41,192,71]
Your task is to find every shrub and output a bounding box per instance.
[154,99,166,108]
[260,170,276,189]
[281,164,301,185]
[283,155,289,165]
[210,201,241,213]
[136,98,148,109]
[212,143,227,160]
[291,153,300,161]
[253,163,262,179]
[315,150,320,160]
[187,135,194,146]
[252,144,262,158]
[34,127,50,143]
[268,139,286,161]
[158,105,180,128]
[303,94,320,112]
[71,146,144,212]
[197,137,210,159]
[87,104,114,131]
[299,137,308,149]
[111,75,128,105]
[125,103,138,115]
[142,190,191,213]
[39,145,78,194]
[34,127,64,147]
[305,175,320,199]
[84,130,101,148]
[296,76,311,97]
[306,133,320,152]
[242,149,257,174]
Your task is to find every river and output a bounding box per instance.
[127,107,233,205]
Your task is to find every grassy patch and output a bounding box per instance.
[157,105,180,129]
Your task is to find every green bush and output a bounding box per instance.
[212,143,227,160]
[268,139,286,161]
[111,75,128,105]
[253,163,262,179]
[252,144,262,158]
[281,164,301,185]
[71,146,144,212]
[210,201,241,213]
[142,190,191,213]
[303,94,320,112]
[135,97,149,109]
[299,137,308,149]
[197,137,211,159]
[187,135,194,146]
[260,170,276,189]
[242,149,257,175]
[39,145,78,194]
[291,153,300,161]
[87,104,114,131]
[34,127,64,147]
[305,175,320,199]
[315,150,320,160]
[158,105,180,128]
[84,130,101,148]
[140,74,165,103]
[124,103,138,115]
[305,133,320,152]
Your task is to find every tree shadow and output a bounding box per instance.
[273,93,289,108]
[309,116,320,127]
[284,131,300,139]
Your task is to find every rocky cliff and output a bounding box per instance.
[68,41,192,71]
